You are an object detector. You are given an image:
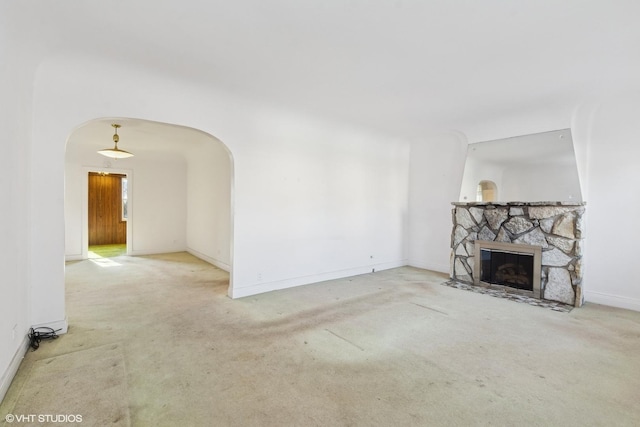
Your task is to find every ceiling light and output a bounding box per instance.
[97,124,134,159]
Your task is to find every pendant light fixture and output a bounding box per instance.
[97,124,134,159]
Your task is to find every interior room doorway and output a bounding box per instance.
[88,171,128,258]
[66,117,234,295]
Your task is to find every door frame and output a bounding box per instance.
[82,166,133,259]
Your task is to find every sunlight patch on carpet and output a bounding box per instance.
[89,258,123,268]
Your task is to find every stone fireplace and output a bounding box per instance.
[450,202,585,307]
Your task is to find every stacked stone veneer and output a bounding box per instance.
[450,202,586,306]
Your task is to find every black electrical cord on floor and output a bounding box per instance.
[28,327,60,351]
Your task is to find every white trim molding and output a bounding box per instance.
[0,336,29,403]
[65,253,83,262]
[1,318,69,403]
[584,291,640,312]
[186,248,231,272]
[408,259,448,274]
[230,260,408,299]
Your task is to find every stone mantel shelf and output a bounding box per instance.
[452,201,586,207]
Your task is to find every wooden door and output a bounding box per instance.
[88,172,127,245]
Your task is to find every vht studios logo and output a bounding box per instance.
[5,414,83,423]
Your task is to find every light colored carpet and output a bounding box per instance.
[2,252,640,426]
[9,344,129,426]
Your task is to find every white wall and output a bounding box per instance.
[129,153,187,255]
[28,52,411,328]
[408,132,468,272]
[64,146,84,258]
[573,95,640,311]
[185,140,232,271]
[229,114,410,297]
[0,14,35,400]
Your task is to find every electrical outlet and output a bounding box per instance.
[257,273,263,281]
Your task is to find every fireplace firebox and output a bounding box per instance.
[480,249,534,291]
[474,240,541,299]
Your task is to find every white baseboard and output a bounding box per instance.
[127,248,186,257]
[230,259,408,299]
[584,290,640,312]
[1,319,69,403]
[31,317,69,335]
[186,248,231,272]
[65,253,83,261]
[408,259,448,274]
[0,336,29,404]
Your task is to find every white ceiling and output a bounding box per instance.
[13,1,640,144]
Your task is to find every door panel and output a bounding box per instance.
[88,173,127,245]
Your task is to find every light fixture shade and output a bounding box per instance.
[98,123,134,159]
[97,147,134,159]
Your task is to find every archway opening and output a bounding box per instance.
[477,180,498,202]
[64,117,234,295]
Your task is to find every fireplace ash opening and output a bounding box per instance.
[472,240,542,299]
[480,249,534,292]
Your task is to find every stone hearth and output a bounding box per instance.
[450,202,586,307]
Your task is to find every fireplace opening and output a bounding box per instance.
[480,249,534,291]
[473,240,542,299]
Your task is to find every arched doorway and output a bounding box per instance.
[477,180,498,202]
[64,117,234,294]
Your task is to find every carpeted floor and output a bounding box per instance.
[10,344,129,426]
[2,252,640,426]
